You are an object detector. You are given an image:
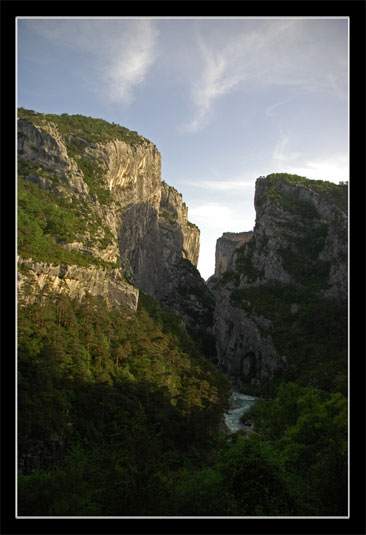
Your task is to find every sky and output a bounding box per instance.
[17,17,349,280]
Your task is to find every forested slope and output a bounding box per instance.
[17,111,348,517]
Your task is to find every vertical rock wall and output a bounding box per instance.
[215,232,253,278]
[212,175,348,383]
[17,114,205,323]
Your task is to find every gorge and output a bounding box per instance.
[17,109,348,517]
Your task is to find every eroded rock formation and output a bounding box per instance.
[212,174,348,383]
[17,112,206,326]
[215,232,253,279]
[18,258,139,311]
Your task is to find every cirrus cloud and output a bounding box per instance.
[181,18,348,133]
[22,18,159,105]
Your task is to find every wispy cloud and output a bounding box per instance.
[23,18,159,104]
[273,135,302,162]
[181,18,348,132]
[181,20,296,132]
[181,32,249,132]
[265,97,294,118]
[101,20,159,104]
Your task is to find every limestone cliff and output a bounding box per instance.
[118,181,200,298]
[214,232,253,279]
[250,175,348,297]
[17,110,207,327]
[18,258,139,311]
[213,173,348,387]
[214,284,287,380]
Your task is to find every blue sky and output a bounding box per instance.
[17,17,349,280]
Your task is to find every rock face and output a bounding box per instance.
[118,181,200,299]
[214,284,286,381]
[213,174,348,383]
[18,119,89,199]
[17,111,208,325]
[215,232,253,278]
[18,258,139,311]
[250,176,348,296]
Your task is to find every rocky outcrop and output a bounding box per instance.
[214,284,286,381]
[18,258,139,311]
[251,176,348,296]
[160,182,200,266]
[17,112,208,327]
[213,174,348,383]
[18,119,89,199]
[215,232,253,278]
[118,182,200,299]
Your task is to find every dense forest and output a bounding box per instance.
[18,288,347,516]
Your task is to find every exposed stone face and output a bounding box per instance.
[213,175,348,383]
[215,232,253,278]
[18,119,89,198]
[18,258,139,311]
[118,182,200,299]
[251,177,348,295]
[159,183,200,267]
[17,115,206,323]
[91,138,162,206]
[214,285,286,381]
[117,180,211,337]
[18,119,70,172]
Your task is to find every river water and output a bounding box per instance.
[224,390,258,433]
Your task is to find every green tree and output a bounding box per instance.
[280,390,348,515]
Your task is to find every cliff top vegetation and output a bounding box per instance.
[18,107,152,147]
[261,172,348,213]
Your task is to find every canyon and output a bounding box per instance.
[17,110,348,388]
[17,110,349,518]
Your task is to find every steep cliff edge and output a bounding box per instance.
[213,173,348,392]
[250,174,348,297]
[17,109,210,332]
[214,231,254,279]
